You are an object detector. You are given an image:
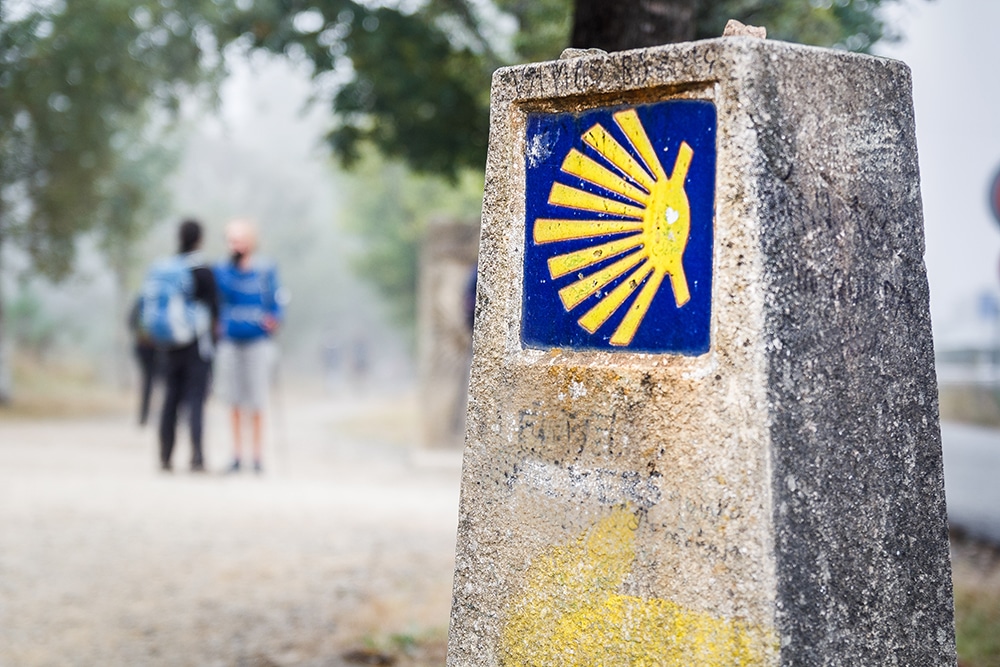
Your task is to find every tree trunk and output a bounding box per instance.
[570,0,697,52]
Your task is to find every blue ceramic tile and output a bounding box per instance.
[521,100,716,354]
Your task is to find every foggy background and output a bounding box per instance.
[878,0,1000,352]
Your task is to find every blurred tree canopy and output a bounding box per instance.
[0,0,223,279]
[97,115,179,293]
[0,0,225,400]
[341,151,484,328]
[229,0,908,180]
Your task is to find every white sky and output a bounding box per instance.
[877,0,1000,346]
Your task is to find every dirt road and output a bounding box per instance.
[0,390,462,667]
[6,385,997,666]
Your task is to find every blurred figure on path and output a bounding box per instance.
[127,294,161,426]
[139,219,218,472]
[348,338,369,390]
[464,262,478,334]
[214,219,283,474]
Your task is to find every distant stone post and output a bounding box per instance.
[447,38,956,665]
[418,218,480,448]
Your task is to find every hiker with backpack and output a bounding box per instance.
[139,219,219,472]
[214,219,283,474]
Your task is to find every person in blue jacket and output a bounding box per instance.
[149,219,219,472]
[214,219,283,473]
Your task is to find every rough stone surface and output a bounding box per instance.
[559,47,609,59]
[448,38,955,666]
[751,48,953,665]
[723,19,767,39]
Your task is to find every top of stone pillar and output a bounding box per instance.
[489,36,906,105]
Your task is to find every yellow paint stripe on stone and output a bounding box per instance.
[501,506,775,666]
[549,182,646,219]
[547,234,645,279]
[610,268,665,346]
[561,148,650,205]
[613,109,667,181]
[670,140,694,182]
[556,250,646,310]
[533,219,643,244]
[577,263,653,333]
[668,261,691,307]
[581,124,657,192]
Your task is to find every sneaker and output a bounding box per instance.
[160,462,173,473]
[253,460,263,474]
[224,459,241,474]
[191,463,206,473]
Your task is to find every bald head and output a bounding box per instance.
[225,219,258,260]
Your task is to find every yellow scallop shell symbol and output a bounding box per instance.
[533,108,694,346]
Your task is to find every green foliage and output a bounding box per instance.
[228,0,576,178]
[97,117,180,289]
[331,6,489,177]
[955,585,1000,667]
[226,0,491,179]
[497,0,574,64]
[233,0,908,180]
[0,0,229,400]
[341,151,483,328]
[7,285,59,359]
[696,0,905,53]
[0,0,224,279]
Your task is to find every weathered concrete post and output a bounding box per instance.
[418,219,480,448]
[448,37,956,666]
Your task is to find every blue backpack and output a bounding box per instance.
[139,255,209,348]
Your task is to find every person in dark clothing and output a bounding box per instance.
[127,295,160,426]
[156,219,219,472]
[464,262,478,334]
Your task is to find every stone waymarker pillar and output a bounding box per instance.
[447,37,956,666]
[418,219,480,448]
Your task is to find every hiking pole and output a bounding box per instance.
[270,340,290,476]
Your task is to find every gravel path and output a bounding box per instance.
[0,392,462,667]
[7,389,990,666]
